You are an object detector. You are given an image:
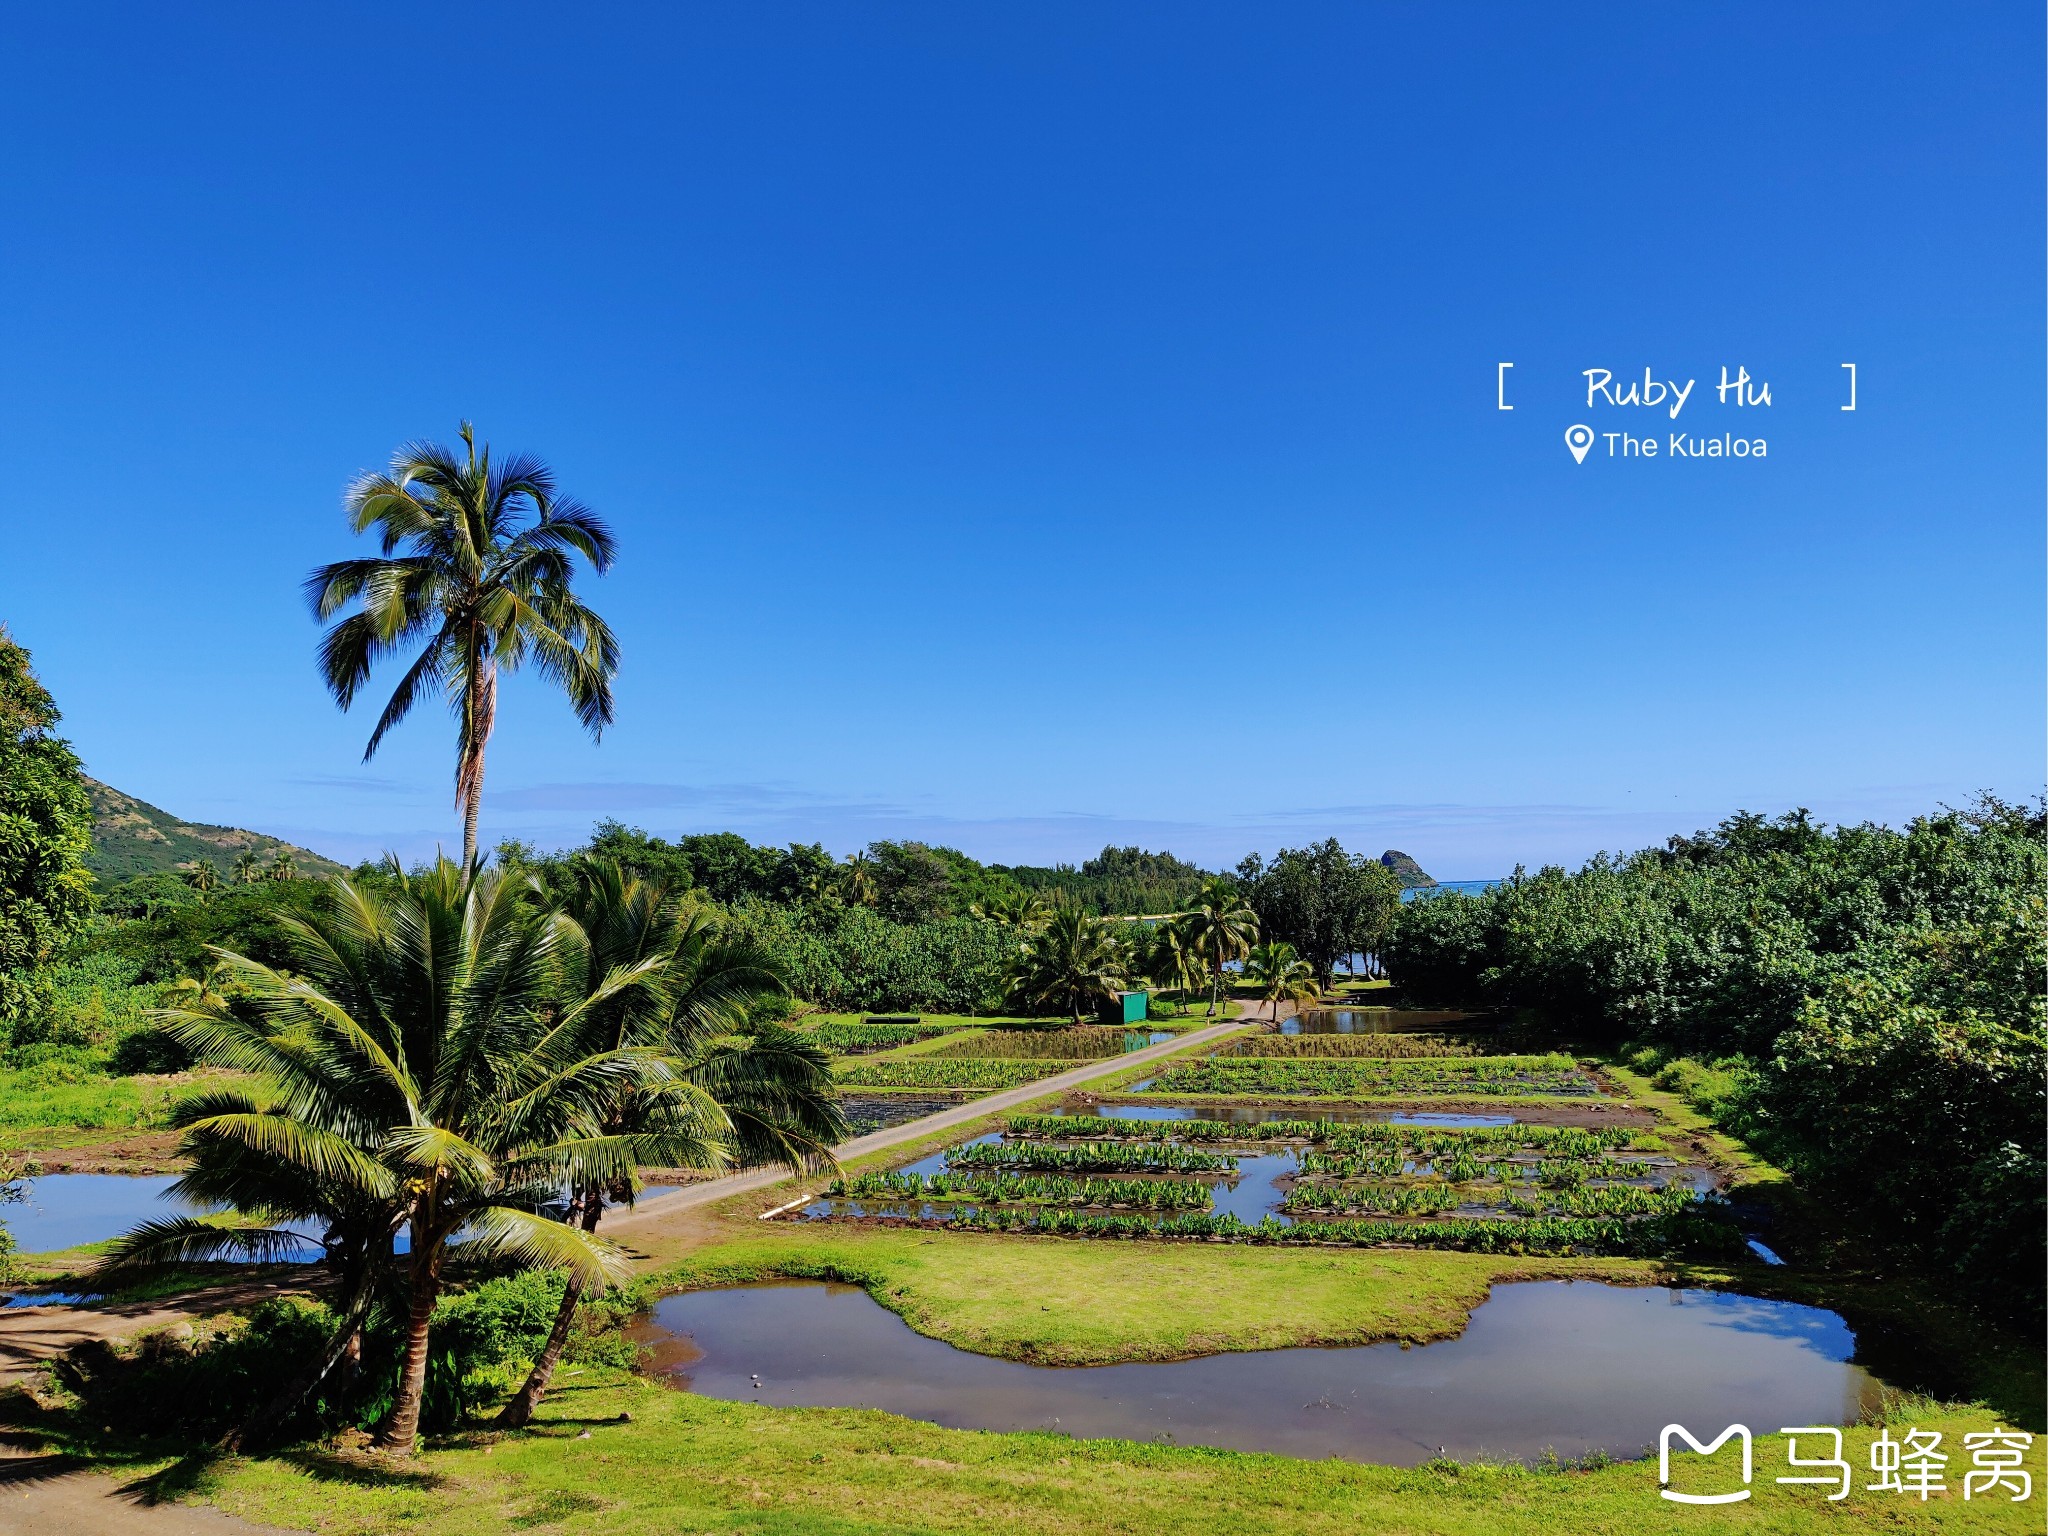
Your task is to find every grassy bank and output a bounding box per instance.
[12,1378,2038,1536]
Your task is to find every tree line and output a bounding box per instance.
[1383,798,2045,1326]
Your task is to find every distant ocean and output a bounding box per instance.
[1400,878,1501,902]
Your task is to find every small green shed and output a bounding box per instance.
[1102,991,1149,1026]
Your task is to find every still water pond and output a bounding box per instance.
[643,1279,1870,1464]
[1283,1008,1497,1035]
[4,1172,696,1257]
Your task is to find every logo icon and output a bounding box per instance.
[1659,1423,1753,1504]
[1565,423,1596,464]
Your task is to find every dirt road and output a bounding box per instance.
[601,1010,1251,1234]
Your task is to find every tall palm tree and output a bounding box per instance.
[306,424,619,868]
[1005,906,1132,1025]
[497,860,845,1426]
[183,860,221,895]
[1244,940,1318,1021]
[1145,919,1201,1015]
[232,850,261,884]
[98,860,657,1456]
[267,849,297,882]
[837,854,878,909]
[1180,876,1258,1016]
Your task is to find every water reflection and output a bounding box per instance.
[641,1279,1873,1465]
[1282,1008,1496,1036]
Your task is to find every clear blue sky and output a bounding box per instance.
[3,4,2040,877]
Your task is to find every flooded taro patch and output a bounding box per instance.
[1135,1054,1601,1099]
[636,1278,1876,1466]
[799,1110,1727,1256]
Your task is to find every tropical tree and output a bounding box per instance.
[267,849,297,882]
[837,854,877,909]
[0,626,93,1041]
[306,424,620,868]
[1179,876,1258,1015]
[233,849,261,884]
[95,860,655,1456]
[496,860,845,1427]
[1005,906,1132,1025]
[1236,840,1402,985]
[183,860,221,895]
[1244,940,1318,1021]
[1141,919,1201,1014]
[972,888,1051,930]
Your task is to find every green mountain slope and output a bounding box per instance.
[1378,850,1435,888]
[84,777,346,882]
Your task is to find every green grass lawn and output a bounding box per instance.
[20,1378,2039,1536]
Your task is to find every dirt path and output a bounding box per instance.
[0,1275,322,1390]
[601,1010,1252,1236]
[0,1459,297,1536]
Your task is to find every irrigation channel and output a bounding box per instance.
[633,1278,1875,1465]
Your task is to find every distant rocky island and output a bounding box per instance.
[1378,850,1436,888]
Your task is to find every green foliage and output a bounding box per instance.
[1224,1033,1477,1058]
[800,1019,953,1053]
[0,629,94,1046]
[828,1169,1214,1210]
[995,845,1216,916]
[1236,840,1402,984]
[1384,797,2046,1323]
[833,1058,1057,1090]
[307,423,620,864]
[51,1273,644,1443]
[923,1026,1155,1060]
[948,1139,1236,1174]
[97,878,330,984]
[725,902,1012,1014]
[1002,908,1134,1024]
[0,1049,152,1128]
[1141,1054,1590,1098]
[945,1205,1744,1258]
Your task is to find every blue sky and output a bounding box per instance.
[2,4,2040,878]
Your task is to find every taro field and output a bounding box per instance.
[793,1105,1743,1260]
[1136,1052,1599,1099]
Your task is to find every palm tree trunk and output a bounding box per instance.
[378,1230,442,1456]
[497,1194,599,1427]
[457,652,496,870]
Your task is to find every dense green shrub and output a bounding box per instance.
[54,1271,643,1443]
[1382,798,2046,1323]
[0,630,94,1046]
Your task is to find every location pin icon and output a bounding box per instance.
[1565,424,1595,464]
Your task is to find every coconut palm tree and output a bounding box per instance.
[837,853,878,909]
[183,860,221,895]
[267,849,297,882]
[496,860,845,1427]
[1179,877,1258,1016]
[1244,940,1318,1021]
[232,850,261,884]
[971,888,1051,929]
[98,859,657,1456]
[306,424,619,868]
[1005,906,1132,1025]
[1144,919,1201,1014]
